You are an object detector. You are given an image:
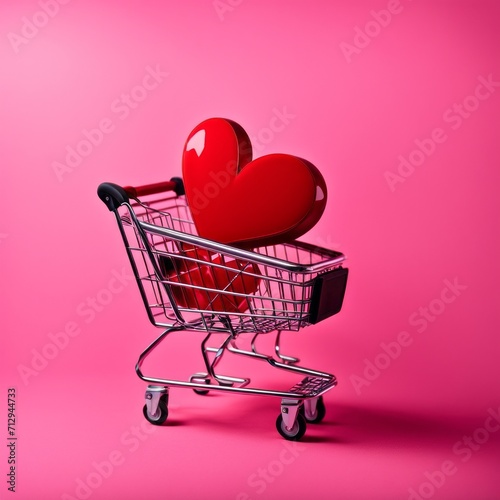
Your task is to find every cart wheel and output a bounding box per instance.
[276,413,307,441]
[303,396,326,424]
[143,395,168,425]
[193,386,209,396]
[191,377,210,395]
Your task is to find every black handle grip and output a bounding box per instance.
[97,177,185,211]
[97,182,130,211]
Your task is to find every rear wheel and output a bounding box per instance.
[190,376,211,395]
[303,396,326,424]
[276,413,307,441]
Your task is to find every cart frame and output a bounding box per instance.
[98,178,348,440]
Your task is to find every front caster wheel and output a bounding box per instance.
[276,413,307,441]
[143,395,168,425]
[303,396,326,424]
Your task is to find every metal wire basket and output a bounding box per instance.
[98,178,348,440]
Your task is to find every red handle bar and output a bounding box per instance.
[124,177,184,198]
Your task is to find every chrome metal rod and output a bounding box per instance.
[136,374,331,399]
[200,331,246,385]
[139,221,345,273]
[228,339,333,379]
[275,330,300,364]
[136,326,185,378]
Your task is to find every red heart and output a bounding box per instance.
[159,246,260,313]
[182,118,327,248]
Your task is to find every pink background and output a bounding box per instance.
[1,0,500,498]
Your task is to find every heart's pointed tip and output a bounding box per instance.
[186,129,206,157]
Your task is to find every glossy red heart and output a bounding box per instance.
[182,118,327,248]
[159,246,260,313]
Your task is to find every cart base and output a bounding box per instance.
[141,374,337,441]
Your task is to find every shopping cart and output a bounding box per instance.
[97,177,348,440]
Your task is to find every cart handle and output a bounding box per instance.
[97,177,184,211]
[124,178,184,198]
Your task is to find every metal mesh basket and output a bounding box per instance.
[97,178,349,440]
[116,189,347,334]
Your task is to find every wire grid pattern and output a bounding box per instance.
[120,194,340,333]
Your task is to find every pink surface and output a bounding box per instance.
[1,0,500,499]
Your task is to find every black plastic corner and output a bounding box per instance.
[309,267,349,325]
[97,182,130,211]
[170,177,185,196]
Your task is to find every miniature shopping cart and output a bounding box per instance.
[97,178,348,440]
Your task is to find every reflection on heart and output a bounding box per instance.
[182,118,327,248]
